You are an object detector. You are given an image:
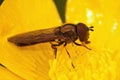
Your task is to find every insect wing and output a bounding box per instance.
[8,27,60,46]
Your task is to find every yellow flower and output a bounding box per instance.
[49,0,120,80]
[0,0,61,80]
[0,0,120,80]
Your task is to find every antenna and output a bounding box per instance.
[89,26,94,31]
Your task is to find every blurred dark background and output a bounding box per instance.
[0,0,4,6]
[53,0,67,23]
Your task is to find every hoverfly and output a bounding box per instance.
[8,23,94,68]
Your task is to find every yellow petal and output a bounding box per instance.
[0,0,61,80]
[0,65,24,80]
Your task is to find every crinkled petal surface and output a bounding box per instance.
[0,0,61,80]
[49,0,120,80]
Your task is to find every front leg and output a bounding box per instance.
[50,41,64,58]
[73,41,82,46]
[81,42,91,50]
[73,41,91,50]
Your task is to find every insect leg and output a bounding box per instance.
[0,63,6,68]
[73,41,91,50]
[73,41,82,46]
[63,42,75,68]
[64,47,75,68]
[51,41,64,58]
[63,42,67,46]
[81,42,91,50]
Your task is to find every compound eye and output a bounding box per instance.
[77,23,89,31]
